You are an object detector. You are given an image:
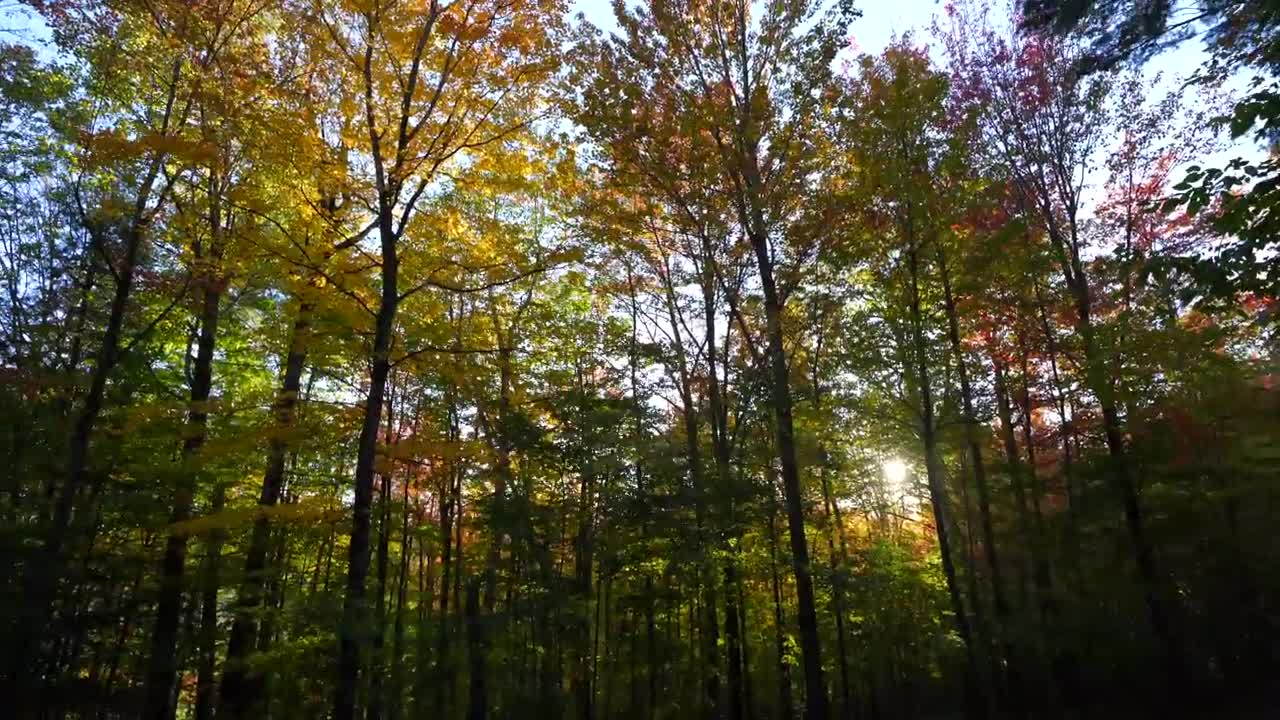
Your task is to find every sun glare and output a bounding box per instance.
[882,458,908,488]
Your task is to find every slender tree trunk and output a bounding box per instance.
[737,570,755,720]
[905,245,982,718]
[434,337,462,716]
[452,478,466,698]
[993,357,1035,612]
[1033,284,1076,513]
[435,463,457,715]
[626,266,659,720]
[11,223,144,709]
[370,466,393,720]
[219,300,312,718]
[818,466,852,717]
[12,59,179,704]
[144,215,225,720]
[807,335,850,718]
[695,232,743,720]
[1015,329,1056,627]
[746,225,827,720]
[465,573,487,720]
[370,380,399,720]
[1053,222,1184,688]
[470,328,515,720]
[657,255,721,719]
[335,205,399,719]
[412,494,434,719]
[937,246,1022,713]
[194,479,226,720]
[765,472,794,720]
[571,469,597,720]
[723,556,745,720]
[390,470,412,720]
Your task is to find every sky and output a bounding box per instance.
[3,0,1234,89]
[570,0,950,52]
[568,0,1217,80]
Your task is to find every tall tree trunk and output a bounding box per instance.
[696,231,742,720]
[570,469,597,720]
[1050,218,1183,687]
[1015,329,1056,629]
[219,299,312,718]
[465,573,487,720]
[194,479,226,720]
[765,469,794,720]
[905,245,982,718]
[433,320,463,716]
[12,222,144,709]
[412,493,434,719]
[818,466,852,717]
[335,219,399,720]
[626,266,659,720]
[808,332,850,718]
[657,254,720,719]
[434,462,458,715]
[1033,283,1076,515]
[369,467,393,720]
[144,195,226,719]
[993,358,1035,612]
[737,570,755,720]
[936,245,1022,712]
[390,469,412,720]
[452,478,466,689]
[370,379,399,720]
[723,557,745,720]
[469,323,515,720]
[11,60,180,708]
[745,219,827,720]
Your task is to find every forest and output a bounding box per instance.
[0,0,1277,717]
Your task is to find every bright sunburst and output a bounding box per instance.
[882,458,908,489]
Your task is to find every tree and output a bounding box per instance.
[306,1,564,716]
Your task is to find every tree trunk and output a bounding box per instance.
[626,266,659,720]
[194,479,226,720]
[818,465,852,717]
[657,254,721,719]
[144,221,224,720]
[937,245,1022,712]
[992,357,1036,611]
[335,222,399,720]
[370,379,398,720]
[723,557,745,720]
[12,55,179,698]
[905,245,982,718]
[219,300,311,718]
[470,328,515,720]
[434,462,458,715]
[11,222,144,710]
[749,236,827,720]
[571,469,597,720]
[765,469,794,720]
[1015,330,1057,627]
[737,570,755,720]
[696,230,742,720]
[390,469,412,720]
[465,573,487,720]
[369,466,393,720]
[1052,219,1183,688]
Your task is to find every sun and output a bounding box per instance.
[882,458,908,488]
